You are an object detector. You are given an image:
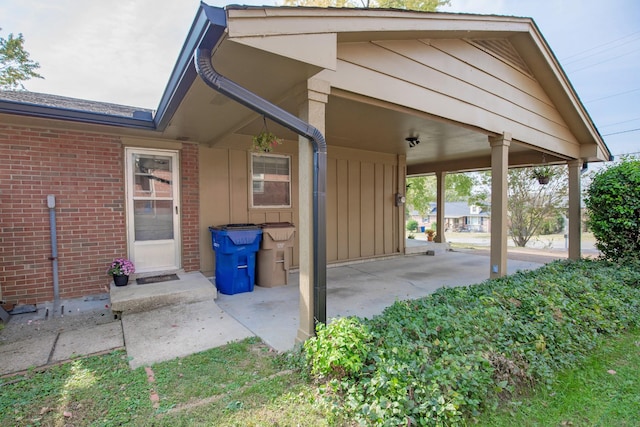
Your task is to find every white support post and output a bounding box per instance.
[489,133,511,278]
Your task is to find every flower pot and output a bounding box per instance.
[537,176,550,185]
[113,274,129,287]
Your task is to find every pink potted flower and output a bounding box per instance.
[107,257,135,286]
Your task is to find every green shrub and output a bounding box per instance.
[303,259,640,426]
[406,219,419,232]
[585,157,640,262]
[303,317,371,380]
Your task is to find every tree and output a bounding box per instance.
[0,30,42,90]
[472,166,568,247]
[584,157,640,262]
[282,0,450,11]
[406,173,474,218]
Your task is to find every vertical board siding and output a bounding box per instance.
[326,156,338,261]
[374,163,385,254]
[198,144,400,274]
[229,150,249,224]
[199,147,231,273]
[327,147,400,262]
[347,160,361,259]
[384,163,395,254]
[360,162,375,257]
[199,147,299,276]
[336,158,350,260]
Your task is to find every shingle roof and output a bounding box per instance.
[0,90,153,119]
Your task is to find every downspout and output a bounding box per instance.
[194,48,327,327]
[47,195,60,317]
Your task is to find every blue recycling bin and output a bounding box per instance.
[209,224,262,295]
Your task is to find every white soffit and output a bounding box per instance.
[231,33,337,70]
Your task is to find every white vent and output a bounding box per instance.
[468,39,534,78]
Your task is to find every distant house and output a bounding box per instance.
[411,202,490,233]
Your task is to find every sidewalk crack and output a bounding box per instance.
[46,332,60,364]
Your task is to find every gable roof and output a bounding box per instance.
[0,4,610,167]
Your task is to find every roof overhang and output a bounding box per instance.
[0,98,155,130]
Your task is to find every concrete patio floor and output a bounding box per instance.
[217,249,543,351]
[1,248,548,375]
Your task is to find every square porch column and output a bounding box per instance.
[489,133,511,278]
[568,159,583,260]
[296,78,330,343]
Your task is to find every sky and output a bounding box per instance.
[1,0,639,158]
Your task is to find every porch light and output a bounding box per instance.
[405,136,420,148]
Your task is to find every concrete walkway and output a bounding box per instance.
[122,299,253,369]
[0,250,545,376]
[0,294,250,375]
[0,296,123,376]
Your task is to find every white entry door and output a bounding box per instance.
[125,148,181,273]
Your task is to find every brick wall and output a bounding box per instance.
[180,143,200,272]
[0,124,201,306]
[0,124,126,306]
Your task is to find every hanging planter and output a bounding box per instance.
[252,131,282,153]
[536,175,550,185]
[252,117,282,153]
[531,166,552,185]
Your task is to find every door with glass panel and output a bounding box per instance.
[125,148,180,273]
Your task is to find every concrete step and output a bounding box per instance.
[110,272,217,315]
[405,239,450,255]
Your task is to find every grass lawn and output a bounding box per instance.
[475,328,640,426]
[1,330,638,426]
[0,337,330,426]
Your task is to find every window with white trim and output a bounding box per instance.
[251,153,291,207]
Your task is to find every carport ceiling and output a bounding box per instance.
[234,93,541,173]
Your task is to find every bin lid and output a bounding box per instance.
[228,229,262,245]
[259,222,295,228]
[264,228,295,241]
[209,223,260,231]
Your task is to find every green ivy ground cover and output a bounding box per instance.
[304,259,640,426]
